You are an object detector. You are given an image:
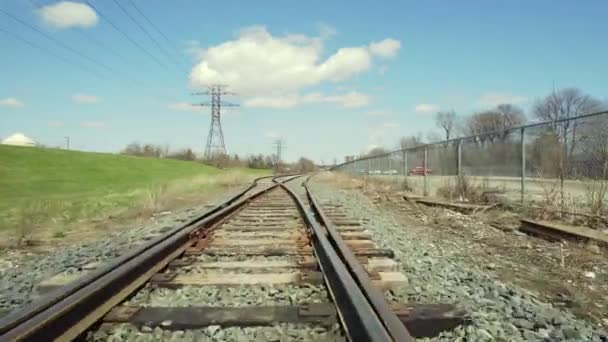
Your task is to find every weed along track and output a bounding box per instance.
[0,175,466,341]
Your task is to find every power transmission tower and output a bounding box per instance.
[193,85,238,159]
[272,139,285,174]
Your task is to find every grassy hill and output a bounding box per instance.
[0,145,268,242]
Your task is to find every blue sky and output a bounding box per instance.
[1,0,606,163]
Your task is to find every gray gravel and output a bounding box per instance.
[128,284,329,307]
[88,323,345,342]
[0,189,244,316]
[309,180,608,341]
[195,255,300,263]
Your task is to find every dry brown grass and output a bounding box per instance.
[11,200,50,247]
[114,169,262,222]
[584,179,608,218]
[314,172,366,190]
[136,185,168,218]
[318,172,423,196]
[436,175,485,202]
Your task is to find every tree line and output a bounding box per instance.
[119,142,317,173]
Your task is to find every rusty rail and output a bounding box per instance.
[302,178,414,341]
[280,182,414,341]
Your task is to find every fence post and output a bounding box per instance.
[520,127,526,203]
[367,158,371,175]
[401,151,406,176]
[423,147,428,196]
[457,139,462,178]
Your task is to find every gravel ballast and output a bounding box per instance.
[88,323,345,342]
[309,178,608,341]
[128,284,329,307]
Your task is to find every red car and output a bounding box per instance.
[408,166,432,175]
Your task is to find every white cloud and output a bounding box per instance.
[303,92,370,108]
[244,96,299,109]
[244,91,371,109]
[222,107,241,118]
[366,144,382,152]
[369,38,401,58]
[367,109,393,116]
[72,93,100,104]
[189,26,396,108]
[168,102,240,117]
[81,121,106,128]
[0,97,24,108]
[415,103,440,114]
[38,1,98,29]
[168,102,204,113]
[317,22,337,39]
[478,92,528,107]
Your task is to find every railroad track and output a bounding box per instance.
[0,175,465,341]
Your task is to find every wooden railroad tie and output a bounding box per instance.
[103,303,470,338]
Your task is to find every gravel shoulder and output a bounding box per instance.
[310,173,608,341]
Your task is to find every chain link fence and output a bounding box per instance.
[333,111,608,216]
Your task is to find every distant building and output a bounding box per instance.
[345,155,355,162]
[1,133,36,147]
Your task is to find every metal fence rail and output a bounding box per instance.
[333,110,608,214]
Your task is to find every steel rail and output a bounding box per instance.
[0,175,281,341]
[280,183,396,342]
[303,177,415,341]
[271,173,305,184]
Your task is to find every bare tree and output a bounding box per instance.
[399,133,424,150]
[169,148,197,161]
[435,110,456,140]
[466,104,525,144]
[496,104,525,130]
[367,147,388,156]
[294,157,316,173]
[533,87,603,161]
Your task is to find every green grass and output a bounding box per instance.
[0,145,268,239]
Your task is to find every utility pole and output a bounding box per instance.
[192,85,238,160]
[64,136,70,150]
[272,139,284,174]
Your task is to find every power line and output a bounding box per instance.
[0,8,113,72]
[114,0,187,70]
[124,0,190,68]
[83,0,170,71]
[0,26,103,79]
[26,0,132,65]
[0,23,178,104]
[17,0,176,99]
[4,1,182,103]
